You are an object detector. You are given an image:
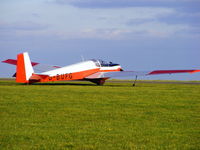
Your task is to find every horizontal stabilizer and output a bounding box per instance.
[2,59,38,66]
[2,59,61,72]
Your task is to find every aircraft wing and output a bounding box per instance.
[2,59,61,72]
[85,70,200,79]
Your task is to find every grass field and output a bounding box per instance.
[0,79,200,150]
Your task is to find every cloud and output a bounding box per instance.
[31,13,41,18]
[158,12,200,26]
[0,23,193,41]
[49,22,190,40]
[0,21,49,42]
[124,7,200,38]
[0,5,198,41]
[55,0,200,8]
[0,21,48,31]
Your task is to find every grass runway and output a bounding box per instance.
[0,79,200,150]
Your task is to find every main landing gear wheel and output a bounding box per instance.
[87,78,106,86]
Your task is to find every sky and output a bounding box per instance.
[1,0,200,80]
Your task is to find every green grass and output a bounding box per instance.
[0,80,200,150]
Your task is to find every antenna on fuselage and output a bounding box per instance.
[81,55,85,62]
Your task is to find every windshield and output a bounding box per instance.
[91,59,119,67]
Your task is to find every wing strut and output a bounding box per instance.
[133,75,138,86]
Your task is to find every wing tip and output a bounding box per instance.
[190,70,200,74]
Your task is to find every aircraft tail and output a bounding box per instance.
[16,52,34,83]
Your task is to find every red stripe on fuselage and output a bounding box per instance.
[38,68,100,82]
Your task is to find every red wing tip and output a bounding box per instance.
[149,70,200,75]
[191,70,200,73]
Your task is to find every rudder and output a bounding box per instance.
[16,52,34,83]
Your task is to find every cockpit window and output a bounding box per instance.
[91,59,100,67]
[99,60,110,67]
[91,59,119,67]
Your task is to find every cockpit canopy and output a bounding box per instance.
[91,59,119,67]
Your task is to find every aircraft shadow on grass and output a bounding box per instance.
[32,82,96,86]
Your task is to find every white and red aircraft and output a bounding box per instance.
[2,52,200,85]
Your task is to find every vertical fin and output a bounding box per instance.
[16,52,34,83]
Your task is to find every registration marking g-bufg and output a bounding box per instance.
[48,73,72,81]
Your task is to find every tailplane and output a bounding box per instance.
[16,52,34,83]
